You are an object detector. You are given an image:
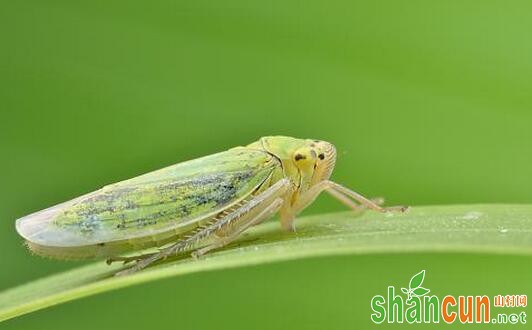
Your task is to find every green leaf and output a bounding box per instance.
[409,270,426,289]
[401,288,409,294]
[1,204,532,322]
[412,287,430,296]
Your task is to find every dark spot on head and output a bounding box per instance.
[97,243,105,247]
[310,143,316,147]
[318,153,325,160]
[313,140,320,143]
[294,154,306,161]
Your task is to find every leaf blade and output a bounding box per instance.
[1,204,532,322]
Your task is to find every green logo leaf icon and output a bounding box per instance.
[401,270,429,301]
[412,287,430,297]
[409,270,425,289]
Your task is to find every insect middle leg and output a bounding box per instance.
[115,178,292,276]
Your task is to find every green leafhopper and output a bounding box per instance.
[16,136,407,275]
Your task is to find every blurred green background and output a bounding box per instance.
[1,0,532,328]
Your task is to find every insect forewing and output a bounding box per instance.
[16,148,279,248]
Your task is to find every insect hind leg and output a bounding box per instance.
[114,178,291,276]
[191,197,284,258]
[106,253,157,265]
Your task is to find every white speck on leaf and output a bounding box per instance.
[461,211,483,220]
[498,226,508,234]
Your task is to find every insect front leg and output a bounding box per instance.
[324,181,408,212]
[323,189,385,212]
[280,180,407,231]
